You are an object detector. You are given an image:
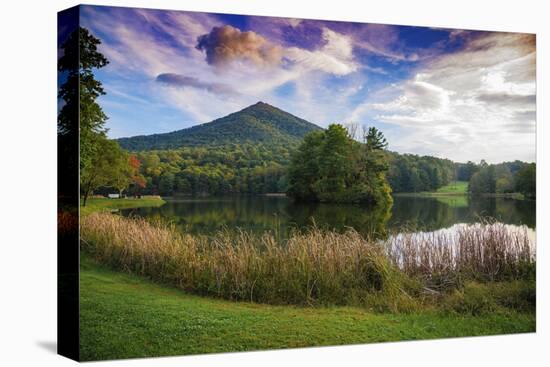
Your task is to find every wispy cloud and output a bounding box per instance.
[156,73,240,97]
[285,28,358,76]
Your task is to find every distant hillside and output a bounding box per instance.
[117,102,323,151]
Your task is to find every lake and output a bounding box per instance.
[120,195,535,240]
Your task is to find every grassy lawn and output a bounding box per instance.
[80,196,165,216]
[394,181,469,204]
[79,256,535,361]
[436,181,469,194]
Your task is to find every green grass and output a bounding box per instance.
[79,256,535,361]
[394,181,469,200]
[436,181,469,194]
[394,181,469,204]
[80,196,165,216]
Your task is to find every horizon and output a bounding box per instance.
[75,5,535,164]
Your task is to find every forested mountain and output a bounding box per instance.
[117,101,323,151]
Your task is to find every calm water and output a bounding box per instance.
[120,195,535,239]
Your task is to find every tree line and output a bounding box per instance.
[458,160,536,198]
[388,157,536,198]
[124,148,535,199]
[386,153,455,193]
[123,144,290,196]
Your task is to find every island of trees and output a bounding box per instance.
[287,124,392,206]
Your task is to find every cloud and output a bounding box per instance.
[477,92,535,107]
[196,25,283,67]
[353,24,420,62]
[81,6,219,77]
[196,24,358,76]
[285,28,358,76]
[80,6,244,124]
[351,32,536,163]
[365,78,452,119]
[513,110,536,122]
[257,20,423,63]
[156,73,239,97]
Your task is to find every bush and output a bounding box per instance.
[489,280,536,313]
[442,281,536,315]
[443,283,497,316]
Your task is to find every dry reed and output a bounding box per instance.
[81,212,404,310]
[386,222,535,289]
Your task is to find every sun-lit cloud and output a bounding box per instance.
[196,25,283,67]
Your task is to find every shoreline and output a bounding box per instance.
[80,196,166,216]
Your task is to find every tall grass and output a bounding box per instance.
[386,222,535,289]
[81,212,535,311]
[81,213,410,311]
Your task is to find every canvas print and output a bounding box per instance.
[57,4,536,361]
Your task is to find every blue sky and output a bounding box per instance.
[75,5,535,163]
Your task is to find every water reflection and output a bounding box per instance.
[120,195,535,240]
[389,196,535,231]
[387,222,536,252]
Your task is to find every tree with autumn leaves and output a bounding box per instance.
[111,153,147,197]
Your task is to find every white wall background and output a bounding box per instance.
[0,0,547,366]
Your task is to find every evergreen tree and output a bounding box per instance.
[365,127,388,151]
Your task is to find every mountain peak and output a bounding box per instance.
[117,102,323,151]
[244,101,274,110]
